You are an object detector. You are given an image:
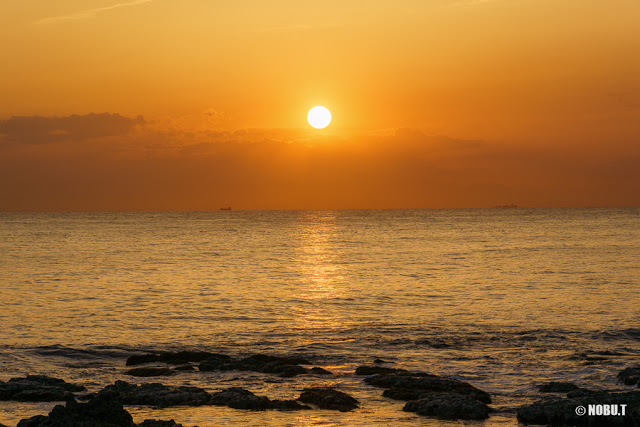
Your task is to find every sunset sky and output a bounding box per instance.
[1,0,638,210]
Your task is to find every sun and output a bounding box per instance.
[307,106,331,129]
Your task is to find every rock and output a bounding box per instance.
[200,353,311,377]
[355,366,407,375]
[382,388,425,401]
[618,367,640,386]
[210,387,271,410]
[126,351,230,366]
[309,367,333,375]
[517,390,640,426]
[125,367,174,377]
[365,372,491,404]
[173,365,195,371]
[16,415,48,427]
[539,382,580,393]
[403,392,490,420]
[210,387,309,411]
[373,358,389,364]
[259,362,308,378]
[17,390,135,427]
[298,387,359,412]
[0,375,86,402]
[126,354,161,366]
[198,356,228,371]
[102,381,210,407]
[137,420,183,427]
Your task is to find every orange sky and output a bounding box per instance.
[1,0,639,210]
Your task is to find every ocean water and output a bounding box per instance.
[0,208,639,426]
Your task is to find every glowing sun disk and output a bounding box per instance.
[307,106,331,129]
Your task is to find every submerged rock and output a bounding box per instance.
[125,367,174,377]
[126,351,230,366]
[538,382,580,393]
[309,367,333,375]
[199,353,311,377]
[173,364,195,371]
[618,367,640,386]
[298,387,359,412]
[517,390,640,426]
[0,375,86,402]
[355,365,407,375]
[365,372,491,404]
[210,387,310,411]
[16,390,135,427]
[102,381,211,407]
[403,392,490,420]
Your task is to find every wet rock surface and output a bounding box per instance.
[126,351,230,366]
[517,390,640,426]
[0,376,86,402]
[298,387,359,412]
[102,381,211,407]
[198,353,312,377]
[211,387,309,411]
[538,382,581,393]
[309,367,333,375]
[16,390,135,427]
[363,371,491,420]
[365,371,492,404]
[618,367,640,386]
[403,392,490,420]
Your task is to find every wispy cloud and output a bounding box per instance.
[35,0,153,25]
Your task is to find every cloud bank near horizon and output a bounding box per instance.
[0,112,638,211]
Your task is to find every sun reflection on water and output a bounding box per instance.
[289,211,348,332]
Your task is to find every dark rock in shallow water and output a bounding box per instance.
[517,390,640,426]
[618,367,640,386]
[539,382,580,393]
[126,351,230,366]
[365,372,491,404]
[200,353,311,377]
[298,387,359,412]
[0,375,86,402]
[102,381,211,407]
[17,390,135,427]
[382,388,425,401]
[16,415,48,427]
[355,365,407,375]
[210,387,309,411]
[403,392,490,420]
[173,364,195,371]
[373,358,390,364]
[309,367,333,375]
[125,367,174,377]
[137,420,183,427]
[210,387,271,410]
[198,356,227,371]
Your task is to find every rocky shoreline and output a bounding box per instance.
[1,350,639,426]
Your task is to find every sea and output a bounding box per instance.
[0,208,639,426]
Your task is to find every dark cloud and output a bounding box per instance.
[0,113,144,144]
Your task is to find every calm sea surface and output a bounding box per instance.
[0,208,639,426]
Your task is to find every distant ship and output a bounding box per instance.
[220,206,232,211]
[493,204,518,208]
